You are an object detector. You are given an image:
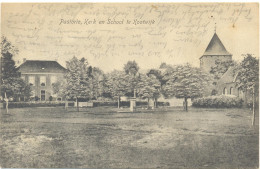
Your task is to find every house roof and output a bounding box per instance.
[18,60,66,73]
[202,33,231,56]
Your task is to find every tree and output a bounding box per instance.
[147,69,167,87]
[137,73,161,108]
[163,64,212,111]
[62,57,93,111]
[1,36,31,102]
[124,60,139,97]
[235,54,259,125]
[107,70,131,108]
[88,67,109,100]
[124,60,139,76]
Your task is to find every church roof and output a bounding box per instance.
[18,60,66,73]
[218,66,236,84]
[202,33,231,56]
[218,65,241,84]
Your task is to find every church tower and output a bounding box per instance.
[200,30,232,73]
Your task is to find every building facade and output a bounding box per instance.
[200,33,232,73]
[18,60,66,101]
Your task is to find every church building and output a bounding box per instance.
[200,30,247,102]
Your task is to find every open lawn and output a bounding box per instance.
[0,106,258,168]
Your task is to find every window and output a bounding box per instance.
[41,90,45,101]
[230,87,233,95]
[223,87,227,95]
[28,76,35,86]
[40,76,46,86]
[50,76,57,85]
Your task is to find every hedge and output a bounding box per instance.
[1,101,169,109]
[192,95,243,108]
[2,101,65,108]
[93,101,169,107]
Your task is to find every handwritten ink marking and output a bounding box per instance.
[133,19,155,25]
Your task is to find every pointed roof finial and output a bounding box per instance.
[214,23,217,33]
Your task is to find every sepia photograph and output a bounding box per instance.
[0,2,259,168]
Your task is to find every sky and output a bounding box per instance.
[1,3,259,72]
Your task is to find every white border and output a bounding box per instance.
[0,0,259,2]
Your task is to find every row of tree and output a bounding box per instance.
[52,57,213,111]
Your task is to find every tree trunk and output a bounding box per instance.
[245,88,248,107]
[183,97,188,111]
[154,98,157,108]
[147,98,149,109]
[65,99,68,110]
[5,92,8,113]
[252,86,255,126]
[118,96,120,109]
[76,96,79,112]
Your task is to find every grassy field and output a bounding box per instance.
[0,106,258,168]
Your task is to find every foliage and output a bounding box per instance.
[235,54,259,94]
[1,77,31,101]
[52,76,66,98]
[0,36,31,100]
[210,59,236,80]
[124,60,139,76]
[162,64,212,99]
[88,67,110,99]
[137,73,161,101]
[123,60,140,97]
[192,95,243,108]
[147,69,167,86]
[61,57,94,100]
[107,70,131,99]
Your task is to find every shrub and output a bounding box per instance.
[92,101,169,107]
[2,101,65,108]
[1,101,170,109]
[192,95,243,108]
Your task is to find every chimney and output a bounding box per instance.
[23,58,26,63]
